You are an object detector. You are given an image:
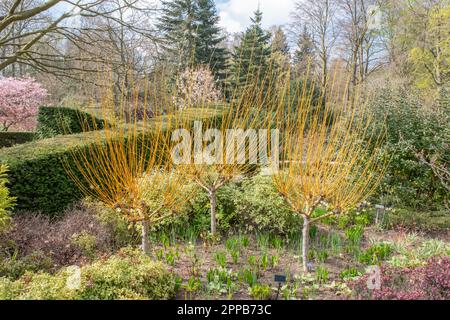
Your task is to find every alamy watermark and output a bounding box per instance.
[367,5,382,31]
[66,265,81,290]
[171,121,280,170]
[366,265,381,290]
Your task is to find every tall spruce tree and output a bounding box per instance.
[158,0,198,69]
[158,0,228,80]
[270,26,290,77]
[270,26,290,56]
[229,9,272,91]
[195,0,228,81]
[293,26,315,75]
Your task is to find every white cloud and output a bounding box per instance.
[216,0,296,33]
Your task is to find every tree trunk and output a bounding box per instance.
[209,191,217,235]
[302,215,310,273]
[320,52,327,91]
[141,220,150,255]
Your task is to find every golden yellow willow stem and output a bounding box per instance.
[173,57,282,234]
[63,66,231,253]
[62,69,201,229]
[271,68,388,271]
[272,70,387,218]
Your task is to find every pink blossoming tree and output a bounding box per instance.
[0,77,47,131]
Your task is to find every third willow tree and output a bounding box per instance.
[271,75,388,273]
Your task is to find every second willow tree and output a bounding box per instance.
[271,75,388,272]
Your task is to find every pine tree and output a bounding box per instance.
[270,26,290,77]
[158,0,198,69]
[229,9,272,91]
[293,26,315,75]
[158,0,228,80]
[270,26,290,56]
[195,0,228,81]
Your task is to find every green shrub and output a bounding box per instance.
[367,87,449,209]
[0,251,54,280]
[35,106,105,139]
[0,132,35,148]
[87,200,135,248]
[0,165,14,232]
[386,209,450,232]
[178,183,238,233]
[359,243,394,265]
[0,131,170,215]
[77,248,177,300]
[71,231,97,261]
[0,248,177,300]
[336,209,372,229]
[0,131,100,215]
[173,175,302,235]
[233,175,302,235]
[0,271,73,300]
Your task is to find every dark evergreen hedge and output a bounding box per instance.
[0,107,223,216]
[36,106,106,139]
[0,132,35,148]
[0,131,99,216]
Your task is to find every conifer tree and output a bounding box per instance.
[158,0,228,80]
[229,9,272,91]
[270,26,290,78]
[158,0,198,69]
[270,26,290,56]
[195,0,228,81]
[293,26,315,75]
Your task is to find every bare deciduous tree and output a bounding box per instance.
[291,0,338,90]
[0,0,160,90]
[338,0,387,88]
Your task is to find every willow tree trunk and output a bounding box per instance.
[302,215,310,273]
[141,220,150,255]
[209,191,217,235]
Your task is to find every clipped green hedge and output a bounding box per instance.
[0,129,168,216]
[0,132,35,148]
[0,131,100,215]
[0,107,224,216]
[0,248,177,300]
[36,106,106,139]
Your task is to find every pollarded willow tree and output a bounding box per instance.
[172,65,279,235]
[64,80,192,254]
[271,73,388,272]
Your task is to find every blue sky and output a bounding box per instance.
[50,0,295,34]
[215,0,296,33]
